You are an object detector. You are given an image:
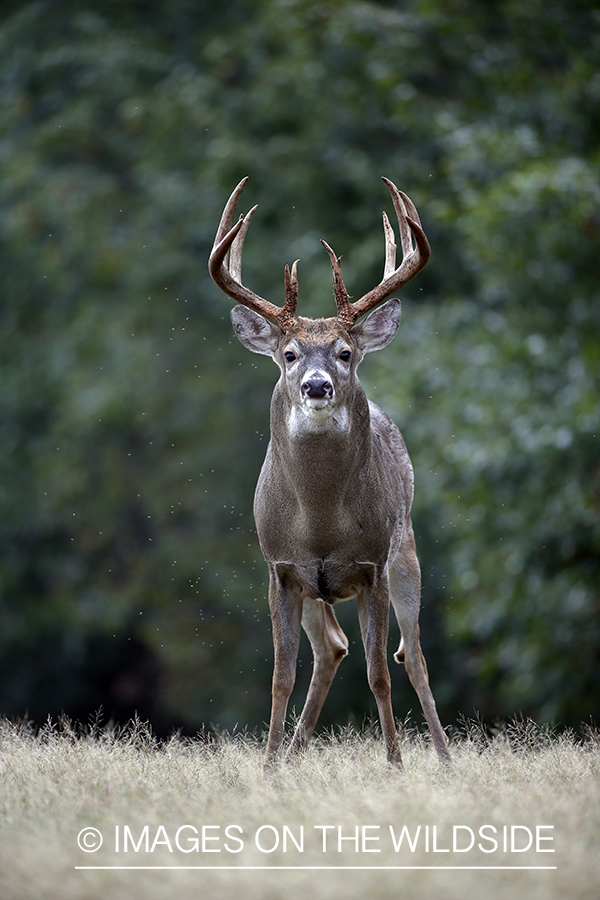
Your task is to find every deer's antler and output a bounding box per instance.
[322,177,431,330]
[209,177,429,333]
[208,177,299,332]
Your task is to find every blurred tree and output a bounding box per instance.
[366,0,600,723]
[0,0,598,734]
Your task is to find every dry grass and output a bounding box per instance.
[0,716,599,900]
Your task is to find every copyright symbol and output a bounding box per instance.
[77,827,103,852]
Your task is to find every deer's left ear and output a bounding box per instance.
[351,298,401,353]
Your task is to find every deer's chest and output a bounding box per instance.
[254,471,401,596]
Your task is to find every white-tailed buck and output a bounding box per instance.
[209,177,451,767]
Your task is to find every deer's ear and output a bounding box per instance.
[231,306,282,356]
[351,298,401,353]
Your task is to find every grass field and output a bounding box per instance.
[0,715,598,900]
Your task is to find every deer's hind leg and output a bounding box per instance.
[389,526,452,765]
[287,598,349,756]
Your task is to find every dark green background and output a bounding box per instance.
[1,0,598,735]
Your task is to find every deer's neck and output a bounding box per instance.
[269,382,372,495]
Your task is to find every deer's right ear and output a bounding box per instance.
[231,306,282,357]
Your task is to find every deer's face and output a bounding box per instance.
[278,317,358,423]
[231,300,402,429]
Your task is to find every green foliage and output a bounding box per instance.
[0,0,598,732]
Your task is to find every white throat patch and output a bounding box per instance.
[288,401,349,434]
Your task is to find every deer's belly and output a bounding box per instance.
[272,555,378,605]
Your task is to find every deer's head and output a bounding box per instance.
[208,177,430,428]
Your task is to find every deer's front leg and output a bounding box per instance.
[357,571,403,768]
[265,566,303,766]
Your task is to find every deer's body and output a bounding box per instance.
[256,385,411,605]
[209,178,451,768]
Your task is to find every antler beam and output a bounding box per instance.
[324,177,431,330]
[208,177,298,332]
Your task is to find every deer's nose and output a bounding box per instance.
[301,375,333,399]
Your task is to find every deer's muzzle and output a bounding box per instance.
[301,374,333,401]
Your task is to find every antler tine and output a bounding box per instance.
[321,240,354,330]
[283,259,300,322]
[385,181,414,263]
[330,177,431,328]
[228,204,257,282]
[397,187,424,228]
[208,178,298,331]
[382,211,397,280]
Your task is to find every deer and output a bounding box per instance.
[208,176,451,768]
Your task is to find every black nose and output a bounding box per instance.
[302,376,333,399]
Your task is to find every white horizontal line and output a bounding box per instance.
[75,865,558,871]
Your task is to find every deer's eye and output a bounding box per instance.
[284,351,297,363]
[338,350,352,362]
